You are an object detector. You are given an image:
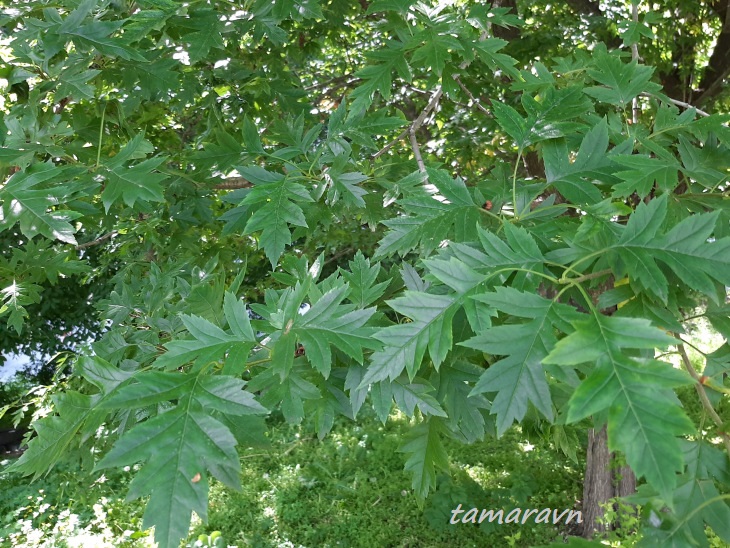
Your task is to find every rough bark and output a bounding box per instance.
[582,426,613,537]
[581,427,638,539]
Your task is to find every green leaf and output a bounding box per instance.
[611,154,680,198]
[339,251,389,308]
[350,44,412,113]
[8,392,104,477]
[242,176,314,267]
[360,292,455,386]
[435,361,490,443]
[391,377,448,418]
[8,356,130,479]
[584,51,658,106]
[101,157,167,212]
[96,371,265,547]
[461,288,580,435]
[0,280,42,333]
[248,365,321,424]
[293,286,379,378]
[0,163,81,244]
[376,168,480,257]
[492,101,529,148]
[63,20,148,62]
[194,130,244,171]
[544,315,693,501]
[155,301,257,370]
[411,30,462,76]
[186,27,225,64]
[399,417,449,502]
[677,135,729,189]
[610,195,730,303]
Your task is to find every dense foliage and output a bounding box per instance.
[1,0,729,546]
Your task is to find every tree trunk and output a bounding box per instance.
[581,426,638,538]
[582,426,613,536]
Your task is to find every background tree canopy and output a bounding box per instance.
[1,0,729,546]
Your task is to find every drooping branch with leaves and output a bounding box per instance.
[1,0,729,546]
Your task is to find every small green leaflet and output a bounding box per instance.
[57,0,147,62]
[435,361,490,443]
[360,292,456,386]
[665,441,730,544]
[611,154,679,198]
[391,377,447,418]
[350,45,412,113]
[97,370,266,548]
[461,288,582,436]
[0,280,41,334]
[247,364,321,424]
[324,158,369,207]
[0,163,81,244]
[543,119,610,205]
[101,157,167,212]
[193,129,244,171]
[411,28,463,76]
[56,66,100,100]
[584,49,660,106]
[339,251,389,308]
[399,417,449,502]
[544,315,693,502]
[155,292,257,370]
[293,285,380,378]
[376,168,481,258]
[677,135,730,189]
[241,172,314,267]
[610,195,730,303]
[472,38,520,79]
[185,23,225,64]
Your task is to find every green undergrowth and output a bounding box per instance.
[191,408,584,547]
[1,409,583,547]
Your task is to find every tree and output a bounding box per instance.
[1,0,729,546]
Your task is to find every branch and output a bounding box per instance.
[212,177,253,190]
[630,3,640,125]
[75,231,117,250]
[640,93,711,117]
[372,86,443,161]
[452,75,491,116]
[409,130,426,174]
[696,15,730,106]
[675,336,730,457]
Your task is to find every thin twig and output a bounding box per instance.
[75,231,117,250]
[675,336,730,456]
[372,86,442,161]
[452,74,491,116]
[324,247,355,266]
[640,92,711,117]
[631,3,640,125]
[304,74,357,91]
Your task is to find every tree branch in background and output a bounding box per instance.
[213,177,253,190]
[373,86,443,161]
[640,92,711,117]
[75,231,117,250]
[676,336,730,457]
[696,2,730,106]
